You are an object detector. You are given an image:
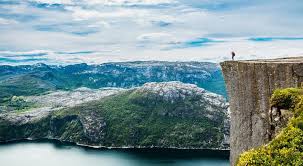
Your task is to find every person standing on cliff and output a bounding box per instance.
[231,51,236,60]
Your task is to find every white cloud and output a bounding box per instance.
[0,50,50,56]
[2,38,303,66]
[29,0,74,5]
[0,18,18,25]
[137,33,174,42]
[28,0,177,6]
[1,0,303,65]
[66,6,140,21]
[82,0,177,6]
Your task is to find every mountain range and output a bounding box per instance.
[0,61,226,105]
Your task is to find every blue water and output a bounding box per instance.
[0,141,229,166]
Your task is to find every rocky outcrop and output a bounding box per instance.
[25,87,124,108]
[137,82,226,107]
[79,111,107,143]
[220,57,303,165]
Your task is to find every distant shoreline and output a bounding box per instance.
[0,138,230,159]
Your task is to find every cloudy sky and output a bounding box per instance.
[1,0,303,65]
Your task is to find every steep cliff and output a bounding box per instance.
[220,57,303,165]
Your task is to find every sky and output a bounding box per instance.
[1,0,303,65]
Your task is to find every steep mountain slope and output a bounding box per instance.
[0,61,226,104]
[0,82,229,149]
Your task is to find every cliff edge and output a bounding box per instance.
[220,57,303,165]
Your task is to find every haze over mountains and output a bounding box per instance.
[0,61,226,105]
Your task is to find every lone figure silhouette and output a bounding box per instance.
[231,51,235,60]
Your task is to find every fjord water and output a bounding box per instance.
[0,141,229,166]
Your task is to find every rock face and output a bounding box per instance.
[220,57,303,165]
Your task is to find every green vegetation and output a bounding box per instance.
[0,74,56,105]
[0,116,51,140]
[0,82,227,149]
[237,88,303,166]
[52,89,226,148]
[270,88,303,110]
[0,96,37,112]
